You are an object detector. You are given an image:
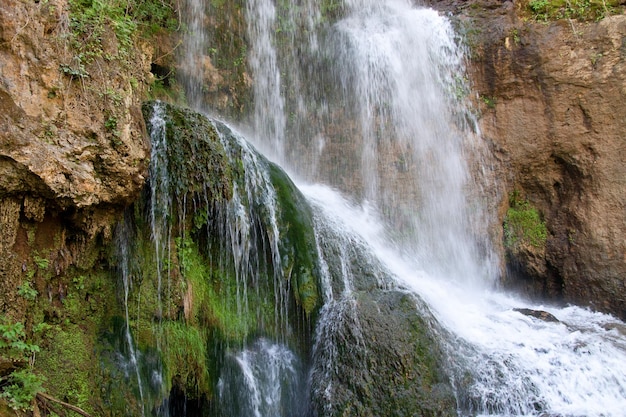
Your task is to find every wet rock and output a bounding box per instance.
[311,289,457,417]
[514,308,560,323]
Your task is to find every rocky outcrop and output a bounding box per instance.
[0,0,157,319]
[0,0,151,208]
[310,289,457,417]
[443,0,626,318]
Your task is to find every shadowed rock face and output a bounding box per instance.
[423,0,626,319]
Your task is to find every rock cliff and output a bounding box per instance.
[0,0,157,318]
[448,0,626,318]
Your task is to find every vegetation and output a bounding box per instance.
[0,317,44,410]
[160,321,210,397]
[504,191,548,250]
[523,0,624,21]
[60,0,182,139]
[67,0,179,57]
[175,236,260,342]
[269,164,321,317]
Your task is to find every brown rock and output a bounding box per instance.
[0,0,150,209]
[459,1,626,318]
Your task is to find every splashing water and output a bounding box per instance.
[217,338,305,417]
[302,183,626,416]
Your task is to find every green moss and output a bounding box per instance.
[160,321,210,398]
[37,324,95,412]
[175,236,257,342]
[504,191,548,250]
[268,164,320,317]
[142,101,233,203]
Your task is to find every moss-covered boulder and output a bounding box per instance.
[310,289,457,417]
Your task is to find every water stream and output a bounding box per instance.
[167,0,626,415]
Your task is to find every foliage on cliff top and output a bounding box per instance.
[68,0,179,51]
[521,0,624,21]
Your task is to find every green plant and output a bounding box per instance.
[0,318,40,361]
[526,0,622,21]
[104,116,118,131]
[0,369,45,411]
[590,52,603,67]
[511,28,521,45]
[33,255,49,270]
[504,192,548,250]
[529,0,550,20]
[481,95,496,109]
[59,62,89,79]
[72,275,87,291]
[17,281,38,301]
[0,317,45,410]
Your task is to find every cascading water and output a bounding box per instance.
[234,0,626,416]
[218,338,306,417]
[162,0,626,415]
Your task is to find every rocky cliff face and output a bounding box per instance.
[0,0,156,318]
[442,0,626,318]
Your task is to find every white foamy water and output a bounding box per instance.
[302,183,626,417]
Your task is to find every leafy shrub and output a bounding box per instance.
[0,369,45,411]
[0,317,44,410]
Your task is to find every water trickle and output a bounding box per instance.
[211,125,292,337]
[217,338,305,417]
[148,101,171,332]
[115,218,147,417]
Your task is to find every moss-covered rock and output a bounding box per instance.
[311,290,457,417]
[268,164,321,318]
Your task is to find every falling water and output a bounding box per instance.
[148,102,172,333]
[218,338,305,417]
[245,0,286,161]
[179,0,207,108]
[235,0,626,416]
[115,219,147,417]
[211,123,292,337]
[302,183,626,416]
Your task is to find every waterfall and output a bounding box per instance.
[236,0,626,416]
[245,0,496,285]
[151,0,626,416]
[217,338,305,417]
